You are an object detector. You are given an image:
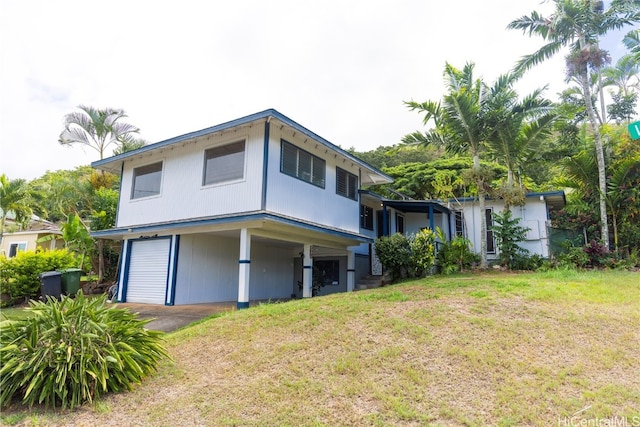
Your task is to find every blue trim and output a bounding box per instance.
[121,236,173,304]
[261,119,270,210]
[382,206,388,237]
[164,236,173,306]
[120,239,134,303]
[303,265,313,269]
[237,301,250,309]
[429,205,435,231]
[92,211,372,243]
[91,109,392,183]
[239,259,251,264]
[455,190,566,203]
[167,235,180,306]
[347,269,356,272]
[115,162,124,225]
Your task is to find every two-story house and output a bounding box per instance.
[92,109,393,307]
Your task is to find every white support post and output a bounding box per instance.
[347,250,355,292]
[238,228,251,309]
[302,243,312,298]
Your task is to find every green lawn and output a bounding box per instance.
[2,269,639,426]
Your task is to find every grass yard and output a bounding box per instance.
[1,270,639,426]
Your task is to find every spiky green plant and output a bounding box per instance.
[0,291,169,409]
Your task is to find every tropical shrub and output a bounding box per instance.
[435,233,479,275]
[0,249,78,306]
[491,210,530,269]
[0,292,169,409]
[375,233,413,280]
[375,231,437,280]
[411,228,436,277]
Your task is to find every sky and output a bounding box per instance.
[0,0,633,181]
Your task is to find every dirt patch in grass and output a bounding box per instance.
[3,271,639,426]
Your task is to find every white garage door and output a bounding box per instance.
[126,239,171,304]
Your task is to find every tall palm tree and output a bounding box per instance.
[483,78,557,209]
[508,0,640,248]
[404,63,491,268]
[59,105,140,160]
[0,174,33,246]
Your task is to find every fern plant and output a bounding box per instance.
[0,291,170,409]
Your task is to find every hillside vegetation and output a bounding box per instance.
[2,270,638,426]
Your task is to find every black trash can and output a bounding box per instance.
[59,268,82,296]
[39,271,62,299]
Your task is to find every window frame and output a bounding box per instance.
[336,167,358,200]
[202,140,246,187]
[280,139,326,188]
[360,205,374,230]
[8,242,27,258]
[131,161,163,200]
[485,208,496,253]
[396,213,405,234]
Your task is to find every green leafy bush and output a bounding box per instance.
[411,228,436,277]
[375,233,413,280]
[0,291,169,409]
[0,249,79,305]
[375,231,437,280]
[436,235,479,275]
[490,210,530,269]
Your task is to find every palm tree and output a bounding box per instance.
[483,77,557,209]
[404,63,491,268]
[602,54,639,123]
[0,174,33,246]
[623,29,640,62]
[59,105,140,160]
[508,0,640,248]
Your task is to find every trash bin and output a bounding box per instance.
[39,271,62,299]
[59,268,82,296]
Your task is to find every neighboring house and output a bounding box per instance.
[0,215,63,258]
[450,191,566,261]
[91,109,393,307]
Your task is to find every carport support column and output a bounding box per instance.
[302,243,313,298]
[237,228,251,309]
[347,250,355,292]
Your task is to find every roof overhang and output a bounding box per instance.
[91,109,393,186]
[452,190,566,210]
[91,211,371,249]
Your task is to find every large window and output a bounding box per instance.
[336,167,358,200]
[131,162,163,199]
[360,205,374,230]
[281,140,325,188]
[203,141,245,186]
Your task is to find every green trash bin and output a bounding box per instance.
[59,268,83,296]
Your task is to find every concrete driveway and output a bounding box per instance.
[113,302,236,332]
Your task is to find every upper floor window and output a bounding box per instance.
[336,167,358,200]
[203,140,245,186]
[281,140,325,188]
[131,162,163,199]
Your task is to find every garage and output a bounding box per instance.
[125,238,171,304]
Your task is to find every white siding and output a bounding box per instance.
[459,199,551,259]
[265,126,360,232]
[174,234,296,304]
[174,235,239,304]
[116,125,265,227]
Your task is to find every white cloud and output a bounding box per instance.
[0,0,630,180]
